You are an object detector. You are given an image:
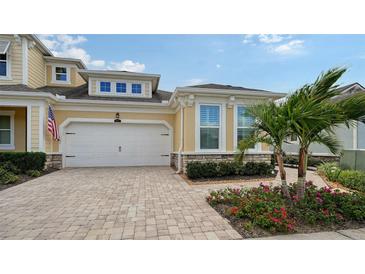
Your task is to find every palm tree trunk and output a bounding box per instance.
[297,147,308,199]
[275,149,290,198]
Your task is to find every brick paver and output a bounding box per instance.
[0,167,241,240]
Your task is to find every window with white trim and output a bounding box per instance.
[0,112,14,149]
[236,105,255,149]
[199,104,220,150]
[0,40,11,78]
[0,53,8,77]
[132,83,142,94]
[116,82,127,93]
[100,81,111,92]
[55,67,68,81]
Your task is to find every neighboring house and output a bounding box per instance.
[282,83,365,157]
[0,34,285,172]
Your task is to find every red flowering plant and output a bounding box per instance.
[206,187,243,206]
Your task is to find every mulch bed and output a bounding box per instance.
[181,171,278,186]
[0,168,59,192]
[212,203,365,238]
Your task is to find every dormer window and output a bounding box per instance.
[132,84,142,94]
[55,67,67,81]
[116,83,127,93]
[52,65,70,84]
[0,40,11,78]
[0,54,7,77]
[100,81,111,92]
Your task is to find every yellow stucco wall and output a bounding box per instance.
[28,45,46,88]
[30,106,39,151]
[0,107,26,152]
[174,108,181,152]
[47,110,175,152]
[0,35,23,85]
[183,105,195,152]
[226,107,234,151]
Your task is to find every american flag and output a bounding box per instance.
[48,105,60,141]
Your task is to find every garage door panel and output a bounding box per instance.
[64,122,171,167]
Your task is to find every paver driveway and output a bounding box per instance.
[0,167,241,240]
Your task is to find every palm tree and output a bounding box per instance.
[284,67,365,198]
[236,101,291,197]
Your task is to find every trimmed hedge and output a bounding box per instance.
[0,167,19,185]
[318,162,365,192]
[0,152,46,172]
[186,161,274,179]
[283,155,334,167]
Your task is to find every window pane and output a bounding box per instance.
[100,82,111,92]
[0,54,6,61]
[237,106,254,127]
[56,67,67,73]
[132,84,142,94]
[0,61,6,76]
[200,128,219,149]
[200,105,220,127]
[0,116,10,129]
[56,73,67,81]
[0,130,10,145]
[237,128,255,148]
[116,83,126,93]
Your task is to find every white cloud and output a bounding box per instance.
[271,40,305,55]
[258,34,286,44]
[242,34,254,44]
[108,60,146,72]
[216,64,221,69]
[37,34,146,72]
[186,78,206,86]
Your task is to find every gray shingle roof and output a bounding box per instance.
[186,83,276,93]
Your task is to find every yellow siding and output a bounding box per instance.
[226,107,234,151]
[49,110,175,152]
[31,106,39,151]
[174,108,181,152]
[0,35,23,85]
[28,45,46,88]
[183,104,195,152]
[72,68,86,86]
[0,107,26,152]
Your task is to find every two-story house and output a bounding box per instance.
[0,34,286,172]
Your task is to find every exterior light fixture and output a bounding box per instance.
[114,112,121,123]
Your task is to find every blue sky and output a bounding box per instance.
[39,34,365,93]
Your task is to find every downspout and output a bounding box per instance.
[177,97,185,173]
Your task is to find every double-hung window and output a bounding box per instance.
[0,40,11,78]
[0,112,14,149]
[236,105,256,149]
[100,81,111,92]
[132,83,142,94]
[199,104,221,150]
[55,67,68,82]
[116,83,127,93]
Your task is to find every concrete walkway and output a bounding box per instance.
[257,228,365,240]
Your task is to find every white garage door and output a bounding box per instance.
[63,122,171,167]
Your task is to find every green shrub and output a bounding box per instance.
[0,161,20,174]
[317,162,341,181]
[26,170,42,177]
[0,167,19,185]
[0,152,46,173]
[186,161,274,179]
[338,170,365,192]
